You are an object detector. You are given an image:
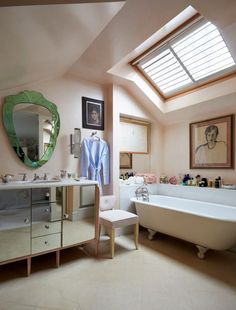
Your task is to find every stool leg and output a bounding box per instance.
[134,223,139,250]
[108,228,115,259]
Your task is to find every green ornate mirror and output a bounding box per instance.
[3,90,60,169]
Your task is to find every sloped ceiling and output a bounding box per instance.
[0,1,124,90]
[0,0,122,5]
[69,0,236,82]
[0,0,236,123]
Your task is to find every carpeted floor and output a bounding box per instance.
[0,230,236,310]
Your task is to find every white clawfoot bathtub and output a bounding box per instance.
[131,195,236,258]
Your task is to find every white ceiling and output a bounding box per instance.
[0,0,236,123]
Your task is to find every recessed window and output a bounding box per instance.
[132,17,236,99]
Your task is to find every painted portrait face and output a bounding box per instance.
[206,128,217,143]
[91,110,99,121]
[90,110,99,124]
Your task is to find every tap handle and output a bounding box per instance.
[43,173,49,180]
[19,173,27,181]
[33,173,39,180]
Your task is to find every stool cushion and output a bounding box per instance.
[99,210,139,228]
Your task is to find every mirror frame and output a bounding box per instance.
[3,90,60,169]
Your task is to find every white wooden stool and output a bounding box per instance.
[98,195,139,258]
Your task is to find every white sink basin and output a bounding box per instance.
[8,179,60,184]
[8,180,32,184]
[31,179,61,183]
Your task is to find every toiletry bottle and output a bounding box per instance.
[208,179,213,187]
[202,178,208,187]
[195,175,201,186]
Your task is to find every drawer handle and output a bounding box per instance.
[44,241,48,245]
[44,208,50,213]
[45,225,50,229]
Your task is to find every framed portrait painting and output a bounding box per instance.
[190,114,234,169]
[82,96,104,130]
[120,153,132,169]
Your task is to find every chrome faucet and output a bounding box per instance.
[33,173,40,181]
[43,173,49,180]
[19,173,27,181]
[135,183,149,201]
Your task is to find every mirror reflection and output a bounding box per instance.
[13,103,53,161]
[3,90,60,169]
[63,185,96,247]
[13,104,53,162]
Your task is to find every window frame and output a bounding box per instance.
[131,14,236,100]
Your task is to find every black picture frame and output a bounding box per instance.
[82,96,104,130]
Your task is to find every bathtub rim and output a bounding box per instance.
[131,195,236,223]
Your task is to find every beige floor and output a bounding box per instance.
[0,230,236,310]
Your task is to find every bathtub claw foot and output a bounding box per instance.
[147,229,156,240]
[196,245,209,259]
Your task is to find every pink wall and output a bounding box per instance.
[113,84,164,177]
[1,72,235,192]
[163,105,236,184]
[0,74,108,182]
[112,84,164,206]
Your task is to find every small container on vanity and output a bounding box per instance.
[199,178,208,187]
[214,177,222,188]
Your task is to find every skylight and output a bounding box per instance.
[133,18,236,98]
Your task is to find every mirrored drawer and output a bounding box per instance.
[32,221,61,238]
[32,188,51,204]
[32,187,63,204]
[32,202,62,223]
[31,233,61,254]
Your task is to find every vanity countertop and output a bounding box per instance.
[0,179,98,190]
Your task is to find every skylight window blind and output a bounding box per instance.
[172,21,235,81]
[135,18,236,98]
[141,49,193,93]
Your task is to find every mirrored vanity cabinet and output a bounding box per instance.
[0,181,99,276]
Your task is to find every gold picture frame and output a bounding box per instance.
[190,114,234,169]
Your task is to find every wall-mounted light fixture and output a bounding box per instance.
[70,128,81,158]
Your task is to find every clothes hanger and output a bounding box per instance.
[90,131,100,140]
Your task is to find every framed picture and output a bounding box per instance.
[82,96,104,130]
[120,153,132,169]
[190,114,234,169]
